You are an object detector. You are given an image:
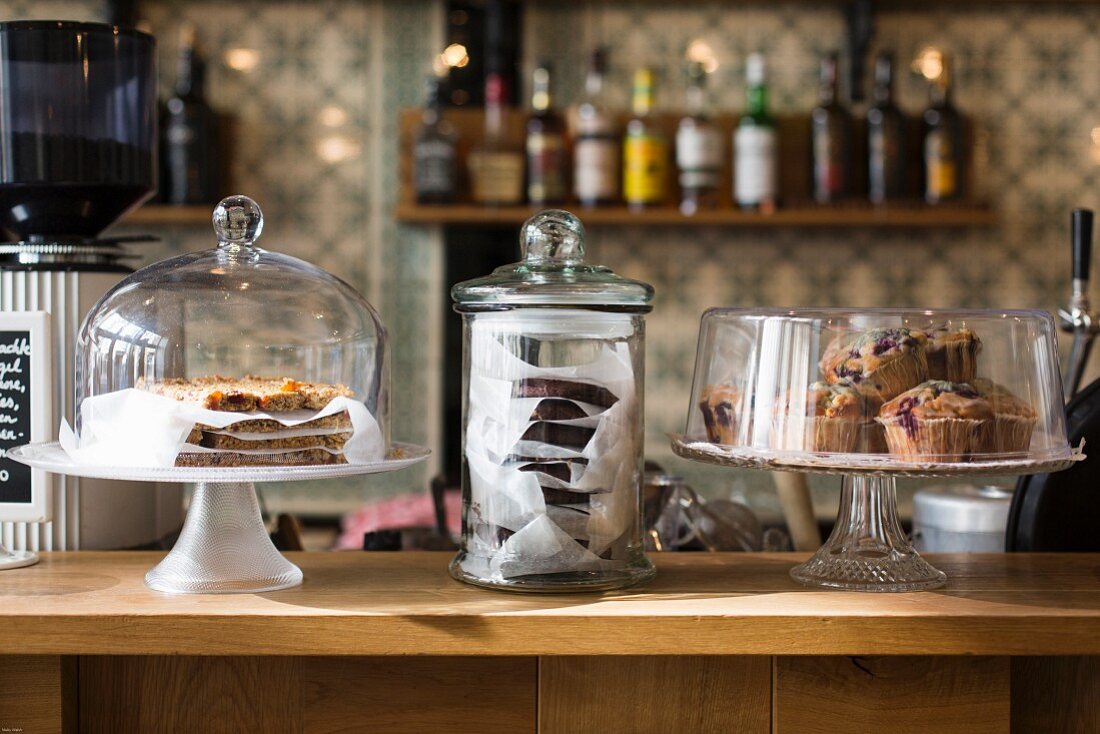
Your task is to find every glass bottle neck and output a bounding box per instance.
[685,83,705,116]
[746,84,768,117]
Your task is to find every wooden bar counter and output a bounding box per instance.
[0,552,1097,732]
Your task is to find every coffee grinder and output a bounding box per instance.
[0,20,183,551]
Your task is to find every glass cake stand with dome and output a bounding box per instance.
[671,308,1083,592]
[9,196,429,593]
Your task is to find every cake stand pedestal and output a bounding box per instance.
[671,436,1082,592]
[7,442,431,594]
[145,482,301,594]
[788,474,944,591]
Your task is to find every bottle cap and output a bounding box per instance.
[746,53,765,85]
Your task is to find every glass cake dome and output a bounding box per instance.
[73,195,389,466]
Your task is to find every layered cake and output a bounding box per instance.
[137,375,354,467]
[877,380,994,462]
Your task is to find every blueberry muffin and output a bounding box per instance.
[698,384,740,445]
[877,381,994,462]
[805,381,886,454]
[972,379,1038,456]
[925,326,982,384]
[820,328,929,402]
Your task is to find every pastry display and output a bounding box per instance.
[820,328,929,401]
[877,381,994,461]
[698,384,740,445]
[925,327,982,383]
[805,382,886,454]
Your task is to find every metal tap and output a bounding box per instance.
[1058,209,1098,398]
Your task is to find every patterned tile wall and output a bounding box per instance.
[0,0,444,514]
[523,1,1100,516]
[3,0,1096,521]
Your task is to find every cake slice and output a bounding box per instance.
[137,375,353,412]
[175,448,348,467]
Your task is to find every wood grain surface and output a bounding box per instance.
[0,553,1096,656]
[0,655,67,733]
[775,656,1010,734]
[540,656,770,733]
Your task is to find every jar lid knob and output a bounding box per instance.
[521,209,585,264]
[213,195,264,247]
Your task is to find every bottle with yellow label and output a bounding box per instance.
[922,53,963,204]
[623,67,668,210]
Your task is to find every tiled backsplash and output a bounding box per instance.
[3,0,1097,518]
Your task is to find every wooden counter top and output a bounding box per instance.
[0,552,1097,657]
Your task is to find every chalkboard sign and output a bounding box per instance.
[0,312,50,522]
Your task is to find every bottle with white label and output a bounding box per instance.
[574,48,619,207]
[676,61,723,215]
[734,53,778,211]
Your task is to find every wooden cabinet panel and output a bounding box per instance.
[1012,657,1100,733]
[775,656,1009,734]
[302,656,536,733]
[79,656,300,734]
[539,656,770,734]
[0,655,67,734]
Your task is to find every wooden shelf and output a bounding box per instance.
[2,552,1098,656]
[123,204,211,226]
[395,202,996,228]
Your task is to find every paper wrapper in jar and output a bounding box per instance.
[59,388,385,467]
[464,315,639,580]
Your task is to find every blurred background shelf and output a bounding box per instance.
[395,202,995,228]
[125,205,212,226]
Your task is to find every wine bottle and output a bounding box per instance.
[574,48,619,207]
[867,52,906,204]
[676,61,723,215]
[923,53,963,204]
[413,75,458,204]
[623,67,668,211]
[734,53,778,211]
[811,52,852,204]
[162,24,220,205]
[525,62,568,205]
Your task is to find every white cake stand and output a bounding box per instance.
[8,442,430,594]
[671,436,1083,592]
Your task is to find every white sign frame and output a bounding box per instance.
[0,311,51,523]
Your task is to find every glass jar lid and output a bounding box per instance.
[451,209,654,312]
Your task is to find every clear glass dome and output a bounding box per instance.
[685,308,1071,466]
[73,195,389,465]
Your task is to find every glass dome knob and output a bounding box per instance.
[521,209,585,264]
[213,195,264,247]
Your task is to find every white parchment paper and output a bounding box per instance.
[60,388,384,467]
[464,317,638,580]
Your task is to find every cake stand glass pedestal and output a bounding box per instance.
[788,474,945,592]
[671,436,1082,592]
[7,441,431,593]
[145,482,301,594]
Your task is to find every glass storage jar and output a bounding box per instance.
[450,209,656,591]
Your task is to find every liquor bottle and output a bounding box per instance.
[676,61,723,215]
[923,53,963,204]
[574,48,619,207]
[734,52,778,211]
[867,52,906,204]
[623,67,668,211]
[468,70,524,206]
[525,62,568,205]
[413,75,458,204]
[162,24,219,205]
[811,52,852,204]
